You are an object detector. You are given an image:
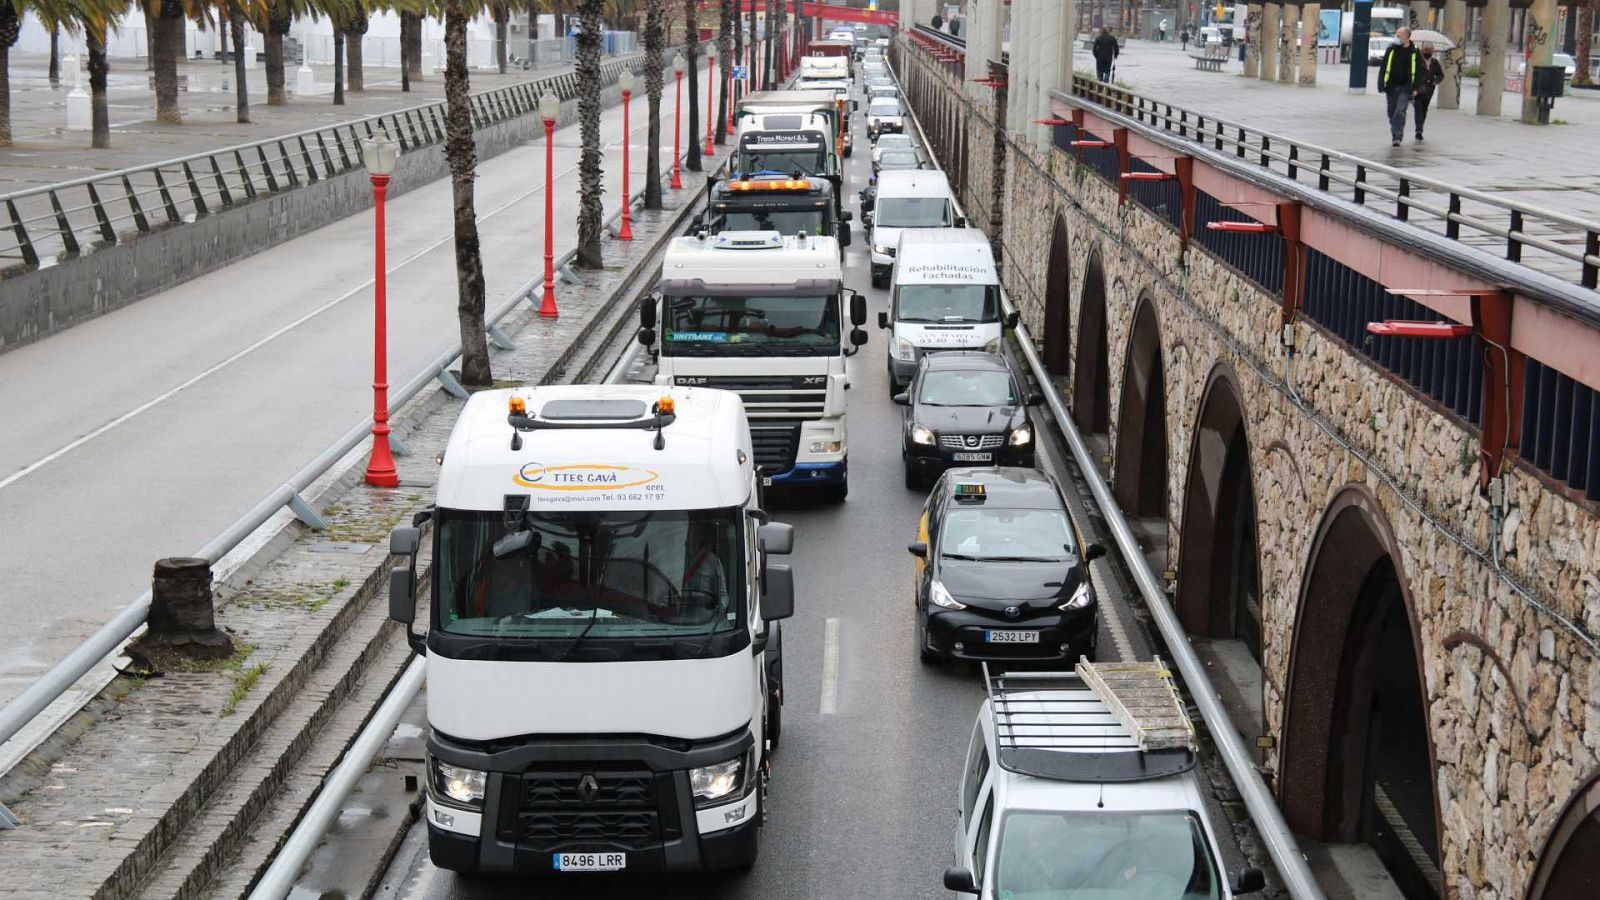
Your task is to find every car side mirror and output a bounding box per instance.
[850,292,868,326]
[1028,390,1044,405]
[1232,868,1266,895]
[1005,310,1020,329]
[758,521,795,555]
[906,540,927,557]
[1084,542,1107,561]
[877,311,890,329]
[850,327,868,347]
[943,867,978,893]
[761,564,795,621]
[893,392,910,406]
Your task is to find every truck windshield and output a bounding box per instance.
[894,284,999,322]
[994,811,1221,899]
[739,148,828,176]
[434,507,744,643]
[717,208,828,236]
[664,295,840,356]
[876,197,951,228]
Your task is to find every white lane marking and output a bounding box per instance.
[0,125,655,492]
[820,617,841,714]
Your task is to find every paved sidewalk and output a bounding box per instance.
[1,52,577,192]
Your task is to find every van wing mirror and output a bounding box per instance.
[877,311,890,330]
[943,867,978,894]
[761,564,795,621]
[954,214,968,227]
[1005,310,1020,330]
[758,522,795,555]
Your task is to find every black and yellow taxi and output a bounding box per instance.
[907,468,1105,666]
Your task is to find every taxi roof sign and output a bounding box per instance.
[954,482,987,501]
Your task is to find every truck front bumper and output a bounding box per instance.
[766,460,848,487]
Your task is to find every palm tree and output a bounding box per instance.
[86,18,110,146]
[151,0,192,123]
[263,0,291,104]
[715,0,730,146]
[642,0,664,208]
[575,0,604,267]
[332,25,345,103]
[441,0,493,386]
[344,4,367,92]
[1577,1,1594,87]
[227,1,250,120]
[492,1,507,73]
[682,0,699,171]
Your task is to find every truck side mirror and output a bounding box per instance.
[689,212,704,231]
[1005,310,1020,329]
[390,526,421,556]
[639,296,657,329]
[943,867,977,893]
[877,311,890,329]
[388,526,425,655]
[637,326,657,347]
[850,292,868,326]
[761,564,795,621]
[1232,868,1266,895]
[850,327,868,347]
[758,522,794,555]
[842,210,853,222]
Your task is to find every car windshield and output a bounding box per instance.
[664,294,840,356]
[994,811,1222,899]
[877,135,914,152]
[895,284,999,322]
[870,99,901,117]
[435,508,744,640]
[718,208,828,237]
[879,151,921,170]
[920,369,1016,407]
[876,197,951,228]
[941,508,1073,561]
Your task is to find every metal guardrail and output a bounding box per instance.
[1068,75,1600,291]
[894,42,1326,898]
[0,51,656,269]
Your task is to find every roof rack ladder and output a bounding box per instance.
[1075,658,1195,751]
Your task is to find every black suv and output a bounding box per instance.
[907,468,1105,666]
[896,351,1036,490]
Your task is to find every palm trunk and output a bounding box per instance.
[219,18,228,62]
[333,30,345,104]
[683,0,700,172]
[716,0,732,146]
[154,0,183,124]
[764,0,775,89]
[49,24,60,85]
[1577,2,1594,86]
[576,0,605,267]
[0,45,10,148]
[264,27,285,105]
[404,13,424,82]
[644,0,665,209]
[495,6,508,74]
[399,12,413,90]
[231,13,249,122]
[347,24,364,92]
[88,25,110,148]
[443,0,493,387]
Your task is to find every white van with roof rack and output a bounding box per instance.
[944,661,1267,898]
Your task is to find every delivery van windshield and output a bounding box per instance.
[876,197,952,228]
[894,284,1001,323]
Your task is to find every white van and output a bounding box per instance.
[879,228,1015,392]
[866,169,961,288]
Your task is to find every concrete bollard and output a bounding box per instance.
[244,41,257,69]
[126,557,235,671]
[64,54,90,132]
[296,63,316,96]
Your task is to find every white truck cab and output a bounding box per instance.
[945,663,1266,899]
[866,169,963,288]
[638,231,868,502]
[878,228,1016,392]
[387,384,798,876]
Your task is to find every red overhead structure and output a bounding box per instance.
[710,1,896,25]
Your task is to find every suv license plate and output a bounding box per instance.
[952,452,993,462]
[554,852,626,872]
[986,630,1040,644]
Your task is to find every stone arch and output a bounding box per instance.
[1174,364,1262,656]
[1072,248,1111,433]
[1113,294,1168,518]
[1529,771,1600,898]
[1042,215,1072,375]
[1280,485,1442,896]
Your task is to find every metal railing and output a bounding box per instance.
[1069,75,1600,291]
[0,52,652,270]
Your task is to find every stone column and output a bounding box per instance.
[1520,0,1557,122]
[1245,3,1263,77]
[1009,2,1029,136]
[1037,0,1067,150]
[1439,0,1467,108]
[1409,0,1432,30]
[1478,0,1509,115]
[1261,2,1281,80]
[1300,3,1321,85]
[1279,3,1299,82]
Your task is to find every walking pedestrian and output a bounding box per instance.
[1412,43,1445,140]
[1159,19,1168,42]
[1181,28,1190,51]
[1093,27,1120,82]
[1378,27,1420,147]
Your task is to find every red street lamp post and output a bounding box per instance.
[538,92,561,318]
[360,137,400,489]
[618,70,636,241]
[704,43,718,156]
[671,54,685,190]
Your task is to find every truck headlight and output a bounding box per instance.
[930,580,967,610]
[691,753,747,806]
[809,439,843,454]
[873,243,893,256]
[893,337,916,361]
[433,761,486,806]
[1060,580,1094,611]
[983,337,1002,353]
[1009,425,1032,446]
[911,424,935,446]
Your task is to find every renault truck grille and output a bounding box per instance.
[508,770,668,851]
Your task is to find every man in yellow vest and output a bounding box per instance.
[1378,27,1421,147]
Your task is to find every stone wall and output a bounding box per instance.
[899,38,1600,899]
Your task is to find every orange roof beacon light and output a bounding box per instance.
[656,395,676,416]
[509,396,527,416]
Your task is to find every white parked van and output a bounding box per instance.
[866,169,962,288]
[879,228,1015,392]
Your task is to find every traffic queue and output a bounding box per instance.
[393,29,1266,897]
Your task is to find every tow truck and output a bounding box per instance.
[387,384,797,876]
[638,231,868,502]
[693,174,852,257]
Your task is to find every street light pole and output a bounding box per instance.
[618,71,635,241]
[538,92,561,318]
[671,53,685,190]
[704,43,718,156]
[360,137,400,489]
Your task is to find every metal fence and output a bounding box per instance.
[1068,75,1600,291]
[0,50,652,272]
